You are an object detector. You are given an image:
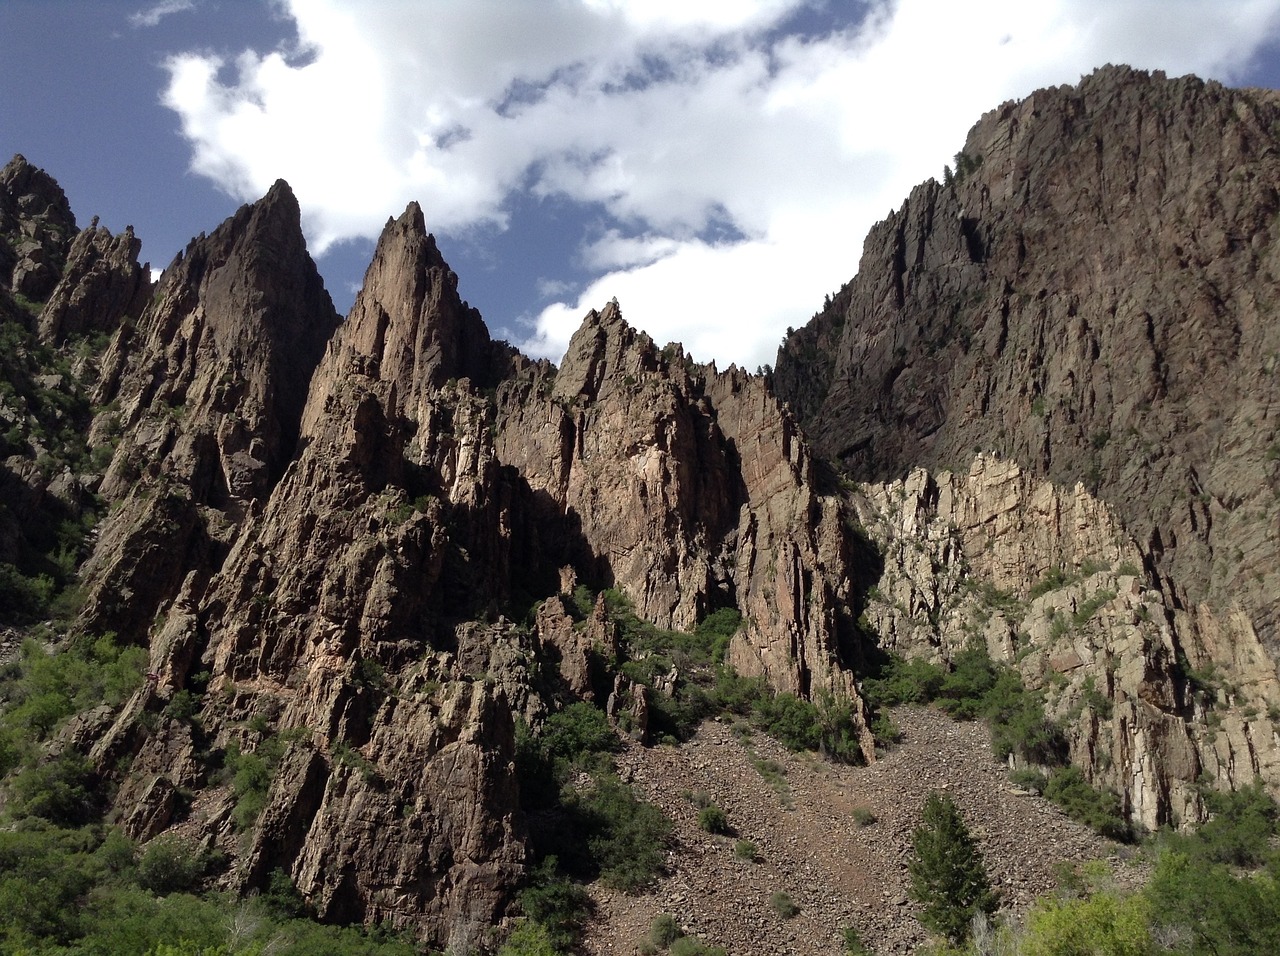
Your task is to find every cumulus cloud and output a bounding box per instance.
[160,0,1280,368]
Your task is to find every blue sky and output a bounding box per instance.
[5,1,1280,370]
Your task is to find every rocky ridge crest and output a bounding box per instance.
[776,66,1280,648]
[65,192,872,949]
[3,63,1280,950]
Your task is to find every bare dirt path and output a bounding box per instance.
[581,706,1141,955]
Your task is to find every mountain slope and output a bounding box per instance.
[3,63,1280,953]
[776,64,1280,830]
[776,66,1280,638]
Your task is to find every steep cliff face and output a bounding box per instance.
[494,303,869,716]
[851,455,1280,829]
[38,219,151,345]
[70,193,883,947]
[78,181,340,639]
[0,154,76,302]
[776,66,1280,652]
[0,156,126,621]
[91,202,533,950]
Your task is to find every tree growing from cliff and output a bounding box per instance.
[908,790,998,943]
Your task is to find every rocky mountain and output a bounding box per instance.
[2,64,1279,953]
[17,184,872,950]
[778,65,1280,826]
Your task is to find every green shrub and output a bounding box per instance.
[861,655,946,707]
[0,809,414,954]
[262,867,309,919]
[517,857,591,951]
[164,690,201,723]
[1176,780,1279,868]
[223,736,294,831]
[852,806,877,826]
[1,633,148,745]
[864,643,1067,770]
[770,890,800,919]
[748,689,863,762]
[1146,849,1280,956]
[516,703,621,810]
[136,835,214,894]
[734,839,758,861]
[710,669,769,715]
[1079,676,1114,720]
[0,563,55,623]
[0,823,101,942]
[753,693,821,750]
[983,670,1065,765]
[1029,566,1071,598]
[1021,888,1153,956]
[7,751,97,825]
[695,608,743,663]
[499,919,561,956]
[1043,767,1131,841]
[842,926,872,955]
[569,585,596,619]
[647,683,716,742]
[650,913,682,948]
[870,712,900,748]
[936,644,999,719]
[668,937,726,956]
[1072,590,1117,627]
[579,776,672,892]
[541,702,619,765]
[698,804,730,835]
[1010,768,1048,793]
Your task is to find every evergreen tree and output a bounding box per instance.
[908,790,998,943]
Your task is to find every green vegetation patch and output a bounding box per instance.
[860,642,1138,839]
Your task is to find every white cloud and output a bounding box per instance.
[160,0,1280,369]
[130,0,195,28]
[536,277,577,299]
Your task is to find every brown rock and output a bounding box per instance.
[37,219,150,344]
[852,453,1280,827]
[78,179,340,639]
[0,154,76,301]
[777,66,1280,656]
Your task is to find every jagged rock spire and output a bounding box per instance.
[79,179,341,639]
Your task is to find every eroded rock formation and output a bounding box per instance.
[852,454,1280,829]
[0,154,76,301]
[78,180,341,638]
[494,303,868,716]
[777,65,1280,652]
[38,219,151,345]
[5,63,1280,950]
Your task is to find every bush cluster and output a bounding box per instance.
[514,701,673,950]
[0,609,423,955]
[698,804,730,835]
[587,588,865,762]
[0,312,107,625]
[923,781,1280,955]
[634,915,726,956]
[769,890,800,919]
[0,754,410,954]
[862,643,1134,838]
[0,632,147,789]
[863,643,1063,764]
[0,634,147,753]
